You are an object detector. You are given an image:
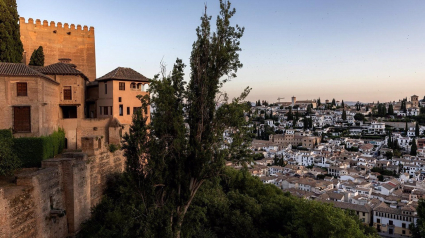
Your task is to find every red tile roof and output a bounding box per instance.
[96,67,149,82]
[36,63,89,81]
[0,63,58,84]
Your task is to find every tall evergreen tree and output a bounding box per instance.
[121,2,250,237]
[0,0,23,63]
[411,138,417,156]
[331,98,336,107]
[287,106,293,120]
[342,109,347,121]
[405,120,409,134]
[341,100,344,108]
[388,104,394,115]
[317,98,321,106]
[416,122,420,137]
[29,46,44,66]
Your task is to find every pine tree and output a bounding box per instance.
[0,0,23,63]
[121,2,249,237]
[29,46,44,66]
[411,138,417,156]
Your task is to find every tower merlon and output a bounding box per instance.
[19,17,94,33]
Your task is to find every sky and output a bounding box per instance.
[16,0,425,103]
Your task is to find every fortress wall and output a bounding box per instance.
[2,186,36,238]
[19,17,96,81]
[0,137,126,237]
[16,167,68,238]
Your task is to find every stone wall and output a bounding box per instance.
[19,17,96,81]
[0,136,125,237]
[384,121,416,130]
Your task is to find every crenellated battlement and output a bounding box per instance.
[19,17,94,35]
[19,16,96,80]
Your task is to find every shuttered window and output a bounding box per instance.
[63,86,72,100]
[13,106,31,132]
[17,82,27,96]
[119,82,125,90]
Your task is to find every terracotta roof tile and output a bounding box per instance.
[96,67,149,82]
[36,63,88,81]
[0,63,58,84]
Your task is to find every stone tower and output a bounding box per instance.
[291,96,296,107]
[19,17,96,81]
[411,95,419,107]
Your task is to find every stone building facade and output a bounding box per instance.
[19,17,96,81]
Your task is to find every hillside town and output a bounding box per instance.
[2,0,425,237]
[227,96,425,237]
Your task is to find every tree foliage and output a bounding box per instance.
[116,2,251,237]
[342,110,347,121]
[29,46,44,66]
[81,168,379,238]
[0,129,20,175]
[0,0,23,63]
[411,138,417,156]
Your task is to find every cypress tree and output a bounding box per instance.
[287,107,293,120]
[416,122,420,137]
[405,120,408,134]
[388,104,394,115]
[341,100,344,108]
[29,46,44,66]
[342,109,347,121]
[0,0,23,63]
[411,138,417,156]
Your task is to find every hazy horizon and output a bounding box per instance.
[16,0,425,103]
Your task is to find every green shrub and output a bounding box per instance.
[108,144,120,153]
[13,129,66,168]
[0,129,21,175]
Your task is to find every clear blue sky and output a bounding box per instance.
[17,0,425,103]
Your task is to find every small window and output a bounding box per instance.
[105,83,108,94]
[402,223,406,228]
[127,107,130,115]
[119,82,125,90]
[377,219,380,223]
[99,106,102,115]
[119,105,123,116]
[119,97,122,102]
[104,106,108,115]
[63,86,72,100]
[17,82,27,96]
[402,230,405,235]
